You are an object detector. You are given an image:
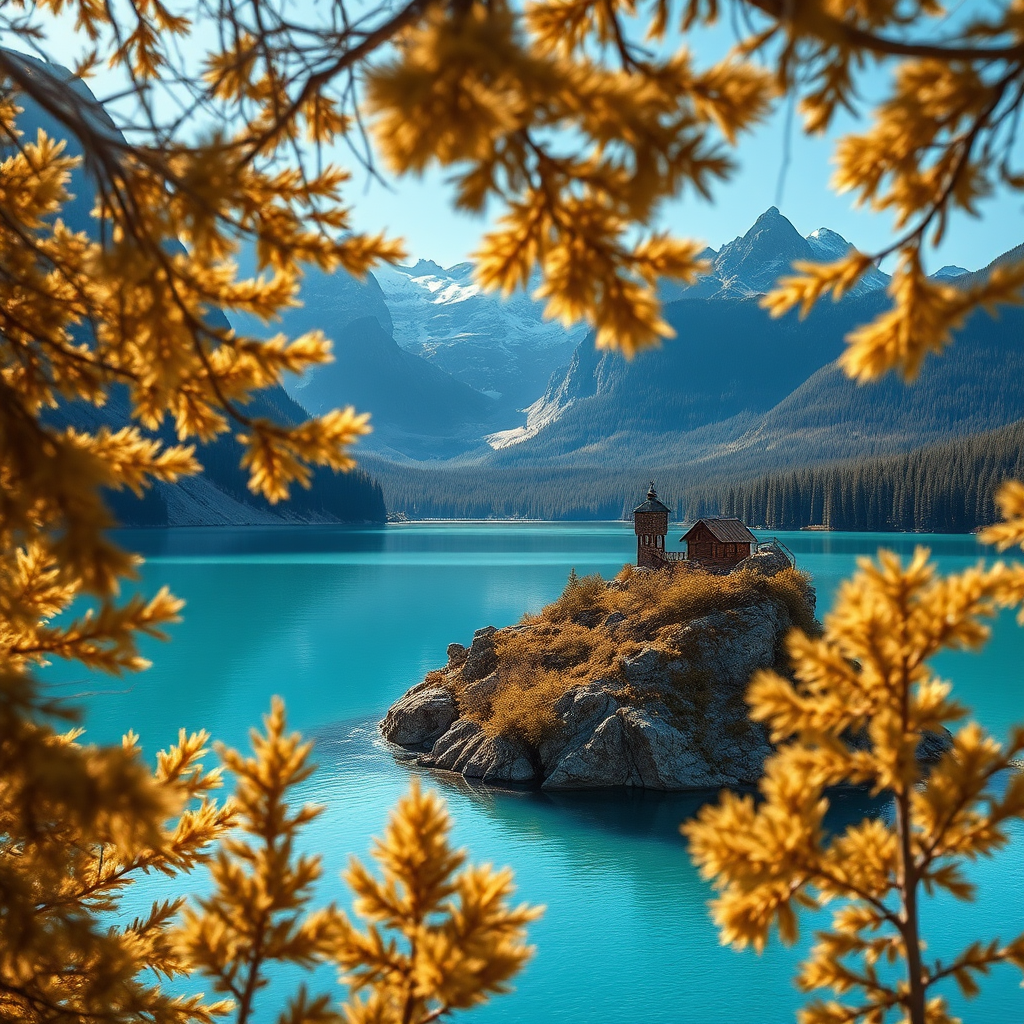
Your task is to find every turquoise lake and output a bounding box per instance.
[50,523,1024,1023]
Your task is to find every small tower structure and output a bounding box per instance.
[633,483,671,568]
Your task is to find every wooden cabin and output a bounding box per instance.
[681,517,757,569]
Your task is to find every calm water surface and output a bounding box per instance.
[49,524,1024,1023]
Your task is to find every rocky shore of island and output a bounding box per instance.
[380,551,952,790]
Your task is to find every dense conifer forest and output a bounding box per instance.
[369,418,1024,532]
[683,418,1024,532]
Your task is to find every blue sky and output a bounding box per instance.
[35,10,1024,277]
[346,99,1024,275]
[339,11,1024,275]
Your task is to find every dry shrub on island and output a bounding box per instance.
[454,562,816,747]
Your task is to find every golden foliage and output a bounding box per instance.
[4,0,1024,406]
[0,700,235,1023]
[366,2,767,355]
[177,698,335,1020]
[684,547,1024,1024]
[336,780,542,1024]
[174,704,542,1024]
[3,0,1024,1019]
[979,480,1024,553]
[1,3,540,1014]
[0,671,539,1022]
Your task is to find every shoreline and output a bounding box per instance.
[111,518,1004,537]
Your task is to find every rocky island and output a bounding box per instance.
[382,549,830,790]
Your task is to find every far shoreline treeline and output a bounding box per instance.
[368,417,1024,534]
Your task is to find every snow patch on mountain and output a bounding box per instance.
[485,390,570,448]
[804,227,891,294]
[372,260,586,410]
[374,262,582,352]
[427,280,481,303]
[806,227,852,262]
[804,226,891,294]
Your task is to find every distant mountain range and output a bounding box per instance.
[374,261,585,413]
[242,201,1024,518]
[487,274,1024,475]
[661,207,893,301]
[270,207,997,465]
[13,49,1023,523]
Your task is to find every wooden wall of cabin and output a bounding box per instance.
[684,524,752,567]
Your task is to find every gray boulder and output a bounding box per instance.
[426,718,488,770]
[621,648,665,691]
[541,693,772,791]
[669,603,786,692]
[544,712,635,789]
[916,728,955,764]
[422,719,536,784]
[380,685,458,750]
[460,670,500,708]
[462,626,498,682]
[846,724,954,764]
[736,547,791,577]
[617,706,730,789]
[538,681,621,774]
[446,642,468,669]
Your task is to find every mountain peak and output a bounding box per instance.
[742,207,805,246]
[808,226,847,243]
[712,208,810,294]
[446,261,476,282]
[806,226,852,262]
[407,258,446,277]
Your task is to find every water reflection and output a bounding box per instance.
[313,716,892,866]
[114,524,389,559]
[763,529,994,559]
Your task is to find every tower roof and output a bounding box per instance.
[633,484,671,516]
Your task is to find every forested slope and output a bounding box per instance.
[52,385,388,527]
[682,419,1024,532]
[369,418,1024,531]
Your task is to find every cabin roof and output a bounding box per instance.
[681,517,758,545]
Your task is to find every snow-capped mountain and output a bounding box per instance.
[805,226,852,262]
[370,209,896,416]
[259,206,992,464]
[804,226,891,291]
[672,207,890,300]
[373,260,586,413]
